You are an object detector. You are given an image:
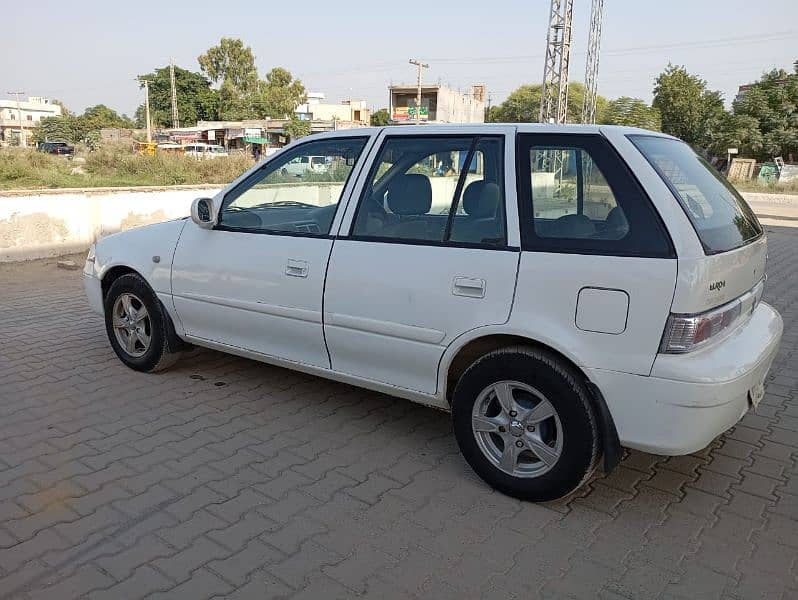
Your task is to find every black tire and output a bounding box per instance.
[452,346,599,501]
[104,273,182,373]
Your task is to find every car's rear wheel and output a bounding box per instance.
[452,347,599,501]
[104,273,181,372]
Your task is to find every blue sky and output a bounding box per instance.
[3,0,796,116]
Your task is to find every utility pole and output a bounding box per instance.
[408,59,429,124]
[169,58,180,129]
[581,0,604,124]
[540,0,574,124]
[7,90,26,147]
[138,79,152,142]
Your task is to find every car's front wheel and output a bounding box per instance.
[104,273,181,372]
[452,347,599,501]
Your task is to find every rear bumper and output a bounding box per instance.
[587,302,783,455]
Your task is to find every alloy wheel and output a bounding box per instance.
[111,293,151,358]
[471,380,564,478]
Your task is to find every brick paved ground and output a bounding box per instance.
[0,226,796,600]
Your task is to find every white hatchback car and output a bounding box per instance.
[84,125,783,501]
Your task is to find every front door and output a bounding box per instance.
[171,135,371,368]
[324,132,519,394]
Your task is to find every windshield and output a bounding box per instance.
[630,135,762,254]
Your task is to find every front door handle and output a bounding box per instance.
[286,259,309,278]
[453,276,485,298]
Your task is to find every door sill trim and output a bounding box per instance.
[184,335,449,411]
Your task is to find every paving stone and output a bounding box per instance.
[28,564,114,600]
[207,538,283,586]
[152,535,232,581]
[3,229,798,600]
[86,565,173,600]
[149,567,232,600]
[95,533,176,580]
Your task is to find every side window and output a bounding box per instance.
[219,137,368,235]
[529,147,628,241]
[517,134,673,257]
[351,136,505,246]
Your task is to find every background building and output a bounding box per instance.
[295,93,371,124]
[0,96,62,146]
[388,84,486,124]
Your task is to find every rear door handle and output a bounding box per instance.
[286,259,309,278]
[453,276,485,298]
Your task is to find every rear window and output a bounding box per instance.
[630,135,762,254]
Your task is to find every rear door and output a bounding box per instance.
[324,128,519,394]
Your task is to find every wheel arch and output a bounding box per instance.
[441,330,622,473]
[100,265,138,301]
[100,265,189,352]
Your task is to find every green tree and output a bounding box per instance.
[135,65,219,127]
[198,37,258,91]
[601,97,661,130]
[82,104,134,129]
[370,108,389,126]
[729,66,798,160]
[252,67,306,118]
[35,104,133,145]
[199,38,260,120]
[709,113,764,159]
[51,99,72,118]
[34,116,83,143]
[284,116,311,141]
[487,82,607,123]
[652,64,725,148]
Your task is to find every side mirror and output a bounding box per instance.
[191,197,215,229]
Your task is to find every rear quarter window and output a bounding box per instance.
[516,133,674,258]
[629,135,763,254]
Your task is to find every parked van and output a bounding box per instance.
[183,143,229,159]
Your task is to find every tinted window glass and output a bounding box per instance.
[351,136,505,246]
[630,135,762,254]
[516,133,674,258]
[219,137,368,235]
[529,146,629,241]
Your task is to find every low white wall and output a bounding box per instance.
[1,187,796,263]
[0,186,221,262]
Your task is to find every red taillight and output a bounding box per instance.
[660,279,763,354]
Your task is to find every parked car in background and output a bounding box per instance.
[183,143,229,159]
[37,141,74,156]
[84,124,783,502]
[281,155,330,177]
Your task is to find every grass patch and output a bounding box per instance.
[0,146,254,190]
[732,178,798,195]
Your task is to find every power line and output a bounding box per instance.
[427,30,798,65]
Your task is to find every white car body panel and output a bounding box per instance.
[171,228,333,368]
[84,218,188,333]
[85,123,783,456]
[511,252,676,376]
[323,242,519,394]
